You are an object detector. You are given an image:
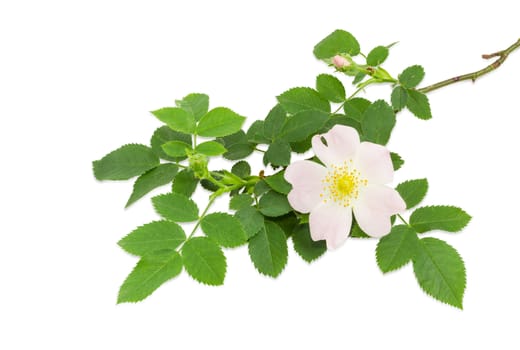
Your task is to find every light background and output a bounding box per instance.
[1,0,518,348]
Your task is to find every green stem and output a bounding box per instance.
[187,195,217,240]
[418,38,520,94]
[397,214,410,227]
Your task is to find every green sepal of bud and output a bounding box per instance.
[188,152,209,179]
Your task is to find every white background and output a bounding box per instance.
[1,0,519,348]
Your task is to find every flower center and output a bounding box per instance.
[321,160,367,207]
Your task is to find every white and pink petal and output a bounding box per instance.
[309,202,352,249]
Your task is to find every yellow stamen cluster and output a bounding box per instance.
[320,160,368,207]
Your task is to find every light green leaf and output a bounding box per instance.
[161,140,192,157]
[118,250,182,303]
[391,86,408,111]
[349,219,370,238]
[175,93,209,121]
[150,126,191,162]
[292,224,327,262]
[201,213,248,248]
[264,171,292,195]
[247,120,270,144]
[248,221,288,277]
[152,192,199,222]
[398,65,425,88]
[259,191,292,217]
[406,89,432,120]
[313,29,360,59]
[231,161,250,178]
[172,169,198,197]
[151,107,196,134]
[195,141,227,156]
[396,178,429,209]
[118,220,186,256]
[413,237,466,309]
[279,110,330,142]
[264,139,291,166]
[361,100,396,145]
[196,107,245,137]
[410,206,471,233]
[229,194,254,211]
[366,46,389,66]
[235,206,264,238]
[343,97,371,122]
[182,237,226,286]
[376,225,419,273]
[391,152,404,170]
[126,163,179,207]
[316,74,346,103]
[277,87,331,114]
[264,104,287,140]
[93,144,159,181]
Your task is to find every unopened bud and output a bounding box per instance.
[188,153,209,179]
[333,55,349,69]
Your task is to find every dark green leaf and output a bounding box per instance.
[264,171,291,195]
[406,89,432,120]
[376,225,419,273]
[277,87,330,114]
[254,180,271,196]
[259,191,292,217]
[398,65,425,88]
[391,152,404,171]
[413,237,466,309]
[151,107,196,134]
[280,110,330,142]
[248,221,288,277]
[313,29,360,59]
[264,104,287,140]
[161,140,192,157]
[349,220,370,238]
[292,224,327,262]
[118,250,182,303]
[396,179,429,209]
[391,86,408,111]
[229,194,254,211]
[182,237,226,286]
[231,161,250,178]
[175,93,209,121]
[201,213,247,248]
[271,213,299,238]
[343,97,371,121]
[366,46,389,66]
[152,192,199,222]
[235,206,264,238]
[410,206,471,233]
[361,100,396,145]
[196,107,246,137]
[93,144,159,181]
[195,141,227,156]
[171,169,198,197]
[224,143,254,160]
[247,120,269,144]
[126,163,179,207]
[290,137,312,154]
[118,220,186,256]
[323,115,362,135]
[264,139,291,166]
[316,74,346,103]
[150,126,191,162]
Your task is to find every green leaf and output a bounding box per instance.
[248,221,288,277]
[195,141,227,156]
[271,213,299,238]
[126,163,179,207]
[247,120,270,144]
[118,220,186,256]
[196,107,245,137]
[396,178,429,209]
[292,224,327,262]
[343,97,371,122]
[152,192,199,222]
[151,107,196,134]
[254,180,271,197]
[220,130,254,160]
[264,171,292,195]
[406,89,432,120]
[172,169,198,197]
[263,104,287,140]
[349,220,370,238]
[161,140,192,157]
[229,194,254,211]
[175,93,209,121]
[231,161,250,178]
[316,74,346,103]
[361,100,396,145]
[413,237,466,309]
[410,206,471,233]
[201,213,248,248]
[280,110,330,142]
[182,237,226,286]
[352,72,366,85]
[150,126,191,162]
[290,137,312,154]
[264,139,291,166]
[93,144,159,181]
[277,87,330,114]
[118,250,182,303]
[323,114,362,135]
[398,65,425,88]
[391,86,408,111]
[235,206,264,238]
[259,191,292,217]
[313,29,360,59]
[366,46,389,66]
[376,225,419,273]
[391,152,404,170]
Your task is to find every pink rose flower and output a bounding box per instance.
[332,55,349,69]
[284,125,406,249]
